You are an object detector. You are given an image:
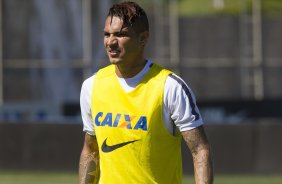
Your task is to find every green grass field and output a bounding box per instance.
[177,0,282,17]
[1,170,282,184]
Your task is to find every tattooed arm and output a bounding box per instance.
[79,133,100,184]
[182,125,213,184]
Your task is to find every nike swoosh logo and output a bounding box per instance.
[101,138,139,153]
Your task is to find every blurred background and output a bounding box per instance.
[0,0,282,182]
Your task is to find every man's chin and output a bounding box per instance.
[109,58,121,65]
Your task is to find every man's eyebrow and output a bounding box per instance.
[103,31,110,35]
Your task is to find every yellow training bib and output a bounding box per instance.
[91,64,182,184]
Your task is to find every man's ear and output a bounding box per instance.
[139,31,149,46]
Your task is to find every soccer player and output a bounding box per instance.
[79,1,213,184]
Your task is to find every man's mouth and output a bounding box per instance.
[108,49,120,57]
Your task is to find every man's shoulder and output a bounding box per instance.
[150,63,173,79]
[148,63,187,89]
[81,75,95,92]
[165,73,190,90]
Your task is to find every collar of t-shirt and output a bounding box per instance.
[116,60,152,92]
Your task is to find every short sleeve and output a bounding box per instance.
[80,75,95,135]
[164,74,203,132]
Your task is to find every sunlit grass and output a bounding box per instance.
[1,170,282,184]
[178,0,282,17]
[0,170,77,184]
[183,174,282,184]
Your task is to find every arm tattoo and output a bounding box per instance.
[79,134,100,184]
[182,126,214,184]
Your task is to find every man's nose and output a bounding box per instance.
[108,35,118,45]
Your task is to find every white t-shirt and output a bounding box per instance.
[80,60,203,136]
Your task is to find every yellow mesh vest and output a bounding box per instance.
[91,64,182,184]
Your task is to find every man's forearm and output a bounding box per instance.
[79,134,100,184]
[192,148,213,184]
[79,151,100,184]
[182,126,213,184]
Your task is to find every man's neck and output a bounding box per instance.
[115,59,147,78]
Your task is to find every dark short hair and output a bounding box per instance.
[107,1,149,33]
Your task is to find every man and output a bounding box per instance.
[79,1,213,184]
